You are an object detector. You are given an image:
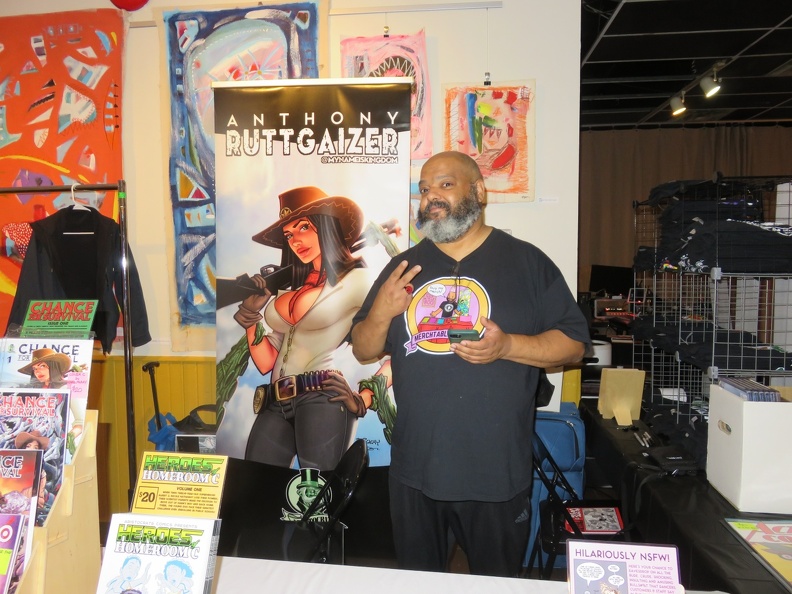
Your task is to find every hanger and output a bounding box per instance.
[70,183,91,211]
[63,183,95,235]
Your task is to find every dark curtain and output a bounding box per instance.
[578,126,792,291]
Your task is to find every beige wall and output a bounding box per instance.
[0,0,582,357]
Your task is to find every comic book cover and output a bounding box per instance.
[96,512,222,594]
[0,337,94,462]
[725,519,792,592]
[564,505,624,534]
[0,450,41,592]
[0,514,25,594]
[0,389,68,527]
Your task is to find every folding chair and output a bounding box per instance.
[525,432,624,579]
[296,438,369,563]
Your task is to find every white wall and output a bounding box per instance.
[0,0,581,357]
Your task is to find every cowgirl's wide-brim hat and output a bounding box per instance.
[14,430,50,450]
[252,186,364,249]
[17,348,71,376]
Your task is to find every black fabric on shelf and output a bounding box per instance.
[658,220,792,274]
[631,314,792,371]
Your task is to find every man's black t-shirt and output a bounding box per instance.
[353,229,590,502]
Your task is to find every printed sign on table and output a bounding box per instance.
[567,539,681,594]
[131,451,228,519]
[20,299,98,338]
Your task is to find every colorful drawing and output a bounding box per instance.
[161,3,323,330]
[444,81,536,202]
[341,30,432,160]
[0,10,125,333]
[403,277,490,355]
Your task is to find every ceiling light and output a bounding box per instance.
[670,94,686,116]
[700,73,721,98]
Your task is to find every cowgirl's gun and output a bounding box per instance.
[215,265,292,310]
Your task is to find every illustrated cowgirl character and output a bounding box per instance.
[233,186,371,470]
[17,348,70,389]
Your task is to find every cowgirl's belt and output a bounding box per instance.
[253,370,339,414]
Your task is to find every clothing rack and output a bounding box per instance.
[0,181,138,498]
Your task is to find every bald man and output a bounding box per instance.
[351,150,590,577]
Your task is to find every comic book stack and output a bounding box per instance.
[717,377,783,402]
[0,336,98,594]
[0,450,42,594]
[96,452,228,594]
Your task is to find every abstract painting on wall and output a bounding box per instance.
[341,29,432,160]
[160,2,323,338]
[444,81,536,202]
[0,9,125,332]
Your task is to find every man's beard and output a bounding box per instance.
[417,186,482,243]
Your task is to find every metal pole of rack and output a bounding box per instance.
[117,180,138,504]
[0,182,122,195]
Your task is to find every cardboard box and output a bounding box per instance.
[706,385,792,513]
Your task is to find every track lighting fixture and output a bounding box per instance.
[670,94,686,116]
[700,72,721,98]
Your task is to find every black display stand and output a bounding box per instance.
[218,458,395,564]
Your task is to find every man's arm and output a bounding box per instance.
[351,260,421,362]
[351,311,392,362]
[500,328,586,367]
[450,318,586,367]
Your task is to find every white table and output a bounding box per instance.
[212,556,727,594]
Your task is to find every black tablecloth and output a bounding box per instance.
[580,400,790,594]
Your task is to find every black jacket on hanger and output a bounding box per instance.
[7,206,151,354]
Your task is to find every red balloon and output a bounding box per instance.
[110,0,149,10]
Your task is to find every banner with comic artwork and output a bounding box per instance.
[213,79,411,468]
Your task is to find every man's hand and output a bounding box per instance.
[450,316,510,364]
[351,260,421,362]
[233,273,272,329]
[451,317,586,367]
[369,260,422,320]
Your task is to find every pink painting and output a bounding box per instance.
[341,30,432,159]
[444,82,536,202]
